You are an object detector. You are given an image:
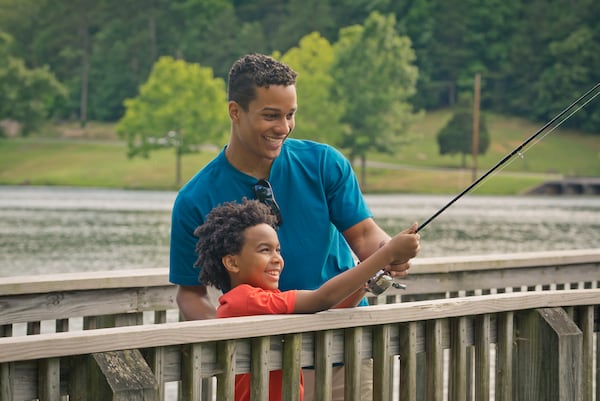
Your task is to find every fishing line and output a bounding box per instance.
[453,86,600,196]
[416,82,600,233]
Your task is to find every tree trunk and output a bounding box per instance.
[78,9,90,127]
[148,14,158,62]
[175,145,182,188]
[360,154,367,189]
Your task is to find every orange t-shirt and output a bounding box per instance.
[217,285,303,401]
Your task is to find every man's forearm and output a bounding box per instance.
[176,285,217,320]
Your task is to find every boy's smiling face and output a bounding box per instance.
[223,223,284,291]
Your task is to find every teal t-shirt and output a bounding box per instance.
[169,139,373,293]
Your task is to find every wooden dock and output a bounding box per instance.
[1,249,599,401]
[527,177,600,195]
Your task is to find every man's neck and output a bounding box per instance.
[225,143,273,179]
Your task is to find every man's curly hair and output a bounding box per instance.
[228,53,297,110]
[193,199,279,292]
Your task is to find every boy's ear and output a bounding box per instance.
[222,254,240,273]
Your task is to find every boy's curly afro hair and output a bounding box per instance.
[193,198,279,292]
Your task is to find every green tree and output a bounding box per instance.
[279,32,344,143]
[0,33,67,135]
[272,0,336,52]
[169,0,240,77]
[437,100,490,168]
[533,26,600,132]
[86,0,173,121]
[31,0,107,125]
[332,11,418,187]
[389,0,438,109]
[116,56,229,186]
[502,0,599,133]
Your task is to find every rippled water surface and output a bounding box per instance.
[1,186,598,276]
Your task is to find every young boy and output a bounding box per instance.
[193,199,420,401]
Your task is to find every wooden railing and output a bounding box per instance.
[1,249,599,401]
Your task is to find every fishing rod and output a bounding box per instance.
[416,81,600,233]
[366,82,599,295]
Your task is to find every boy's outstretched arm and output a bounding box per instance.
[293,226,420,313]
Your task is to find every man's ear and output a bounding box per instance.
[228,101,240,122]
[222,254,240,273]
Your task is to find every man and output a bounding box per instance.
[169,53,418,399]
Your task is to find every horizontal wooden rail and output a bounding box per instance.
[1,289,598,364]
[2,290,598,401]
[1,249,598,296]
[1,249,598,331]
[1,249,599,400]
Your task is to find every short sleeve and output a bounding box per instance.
[217,285,297,318]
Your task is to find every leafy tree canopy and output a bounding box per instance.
[332,11,419,186]
[437,95,490,168]
[116,56,229,185]
[279,32,344,144]
[0,32,67,135]
[117,56,229,157]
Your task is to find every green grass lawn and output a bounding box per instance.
[1,112,598,194]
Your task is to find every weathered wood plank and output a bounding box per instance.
[39,357,60,401]
[515,308,583,401]
[343,327,362,401]
[449,317,468,401]
[474,314,491,401]
[282,333,302,401]
[596,324,600,401]
[180,343,213,401]
[1,289,598,364]
[0,268,171,296]
[411,249,600,273]
[373,324,392,401]
[0,362,13,401]
[495,312,513,401]
[0,361,37,401]
[399,321,417,401]
[216,340,235,401]
[578,305,594,401]
[0,287,177,325]
[3,249,598,297]
[250,336,269,401]
[314,330,333,401]
[90,350,157,401]
[425,319,444,401]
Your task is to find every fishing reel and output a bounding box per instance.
[365,270,407,295]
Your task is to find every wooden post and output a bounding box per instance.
[314,330,333,401]
[89,350,157,401]
[216,340,235,401]
[373,324,393,401]
[449,317,468,401]
[474,314,491,401]
[250,337,270,401]
[282,333,302,401]
[472,73,481,181]
[426,319,444,401]
[399,322,418,401]
[344,328,362,401]
[515,308,582,401]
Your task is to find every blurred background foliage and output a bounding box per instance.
[0,0,598,138]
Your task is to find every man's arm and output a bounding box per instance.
[344,218,417,277]
[293,228,420,313]
[176,285,217,320]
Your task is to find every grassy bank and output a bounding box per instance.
[1,112,598,194]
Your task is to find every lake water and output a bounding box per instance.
[0,185,599,277]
